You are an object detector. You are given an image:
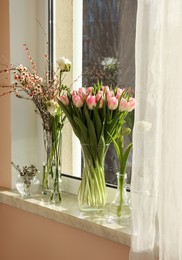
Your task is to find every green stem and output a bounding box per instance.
[78,144,107,211]
[50,137,62,202]
[42,163,49,191]
[50,165,62,202]
[117,173,125,217]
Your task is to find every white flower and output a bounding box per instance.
[56,56,71,72]
[101,57,119,71]
[47,100,59,116]
[101,57,117,66]
[135,121,152,133]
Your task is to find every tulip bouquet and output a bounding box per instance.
[0,44,71,203]
[58,82,135,211]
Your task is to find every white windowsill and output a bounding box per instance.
[0,179,131,247]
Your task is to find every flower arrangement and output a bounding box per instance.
[59,83,135,145]
[11,162,40,198]
[58,82,135,211]
[11,162,39,179]
[0,44,71,202]
[0,45,70,133]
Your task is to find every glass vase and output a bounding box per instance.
[16,174,40,199]
[42,130,53,194]
[42,128,62,198]
[49,165,62,204]
[108,173,131,224]
[78,143,108,212]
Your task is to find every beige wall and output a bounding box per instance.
[0,0,11,188]
[0,0,48,188]
[0,204,129,260]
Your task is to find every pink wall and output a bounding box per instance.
[0,0,12,188]
[0,204,129,260]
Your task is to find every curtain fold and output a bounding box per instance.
[130,0,182,259]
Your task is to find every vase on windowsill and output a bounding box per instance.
[107,172,131,224]
[107,127,133,224]
[42,124,62,204]
[12,163,40,199]
[49,165,62,204]
[16,174,40,199]
[42,130,53,195]
[78,143,109,212]
[40,57,71,200]
[58,83,135,212]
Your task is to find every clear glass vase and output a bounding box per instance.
[49,165,62,204]
[78,143,108,212]
[42,129,62,197]
[42,130,53,194]
[108,172,131,224]
[16,174,40,199]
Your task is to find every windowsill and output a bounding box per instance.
[0,186,131,247]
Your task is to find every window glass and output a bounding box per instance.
[82,0,137,184]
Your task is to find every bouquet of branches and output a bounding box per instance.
[0,44,71,202]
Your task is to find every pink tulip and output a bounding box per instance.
[72,90,77,96]
[107,96,118,110]
[86,87,93,95]
[78,87,86,97]
[126,97,135,112]
[72,94,84,108]
[59,95,69,106]
[96,91,104,108]
[119,98,128,112]
[116,88,123,99]
[86,95,97,110]
[102,85,109,93]
[106,91,114,100]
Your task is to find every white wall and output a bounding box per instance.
[10,0,48,187]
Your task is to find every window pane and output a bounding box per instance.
[82,0,137,184]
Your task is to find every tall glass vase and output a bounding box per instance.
[42,130,53,194]
[50,165,62,204]
[78,143,108,212]
[49,130,62,204]
[42,127,62,204]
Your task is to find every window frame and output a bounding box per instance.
[52,0,136,188]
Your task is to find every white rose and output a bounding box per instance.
[56,56,71,72]
[47,100,59,117]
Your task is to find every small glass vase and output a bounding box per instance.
[49,165,62,204]
[78,143,108,212]
[16,174,40,199]
[108,173,131,224]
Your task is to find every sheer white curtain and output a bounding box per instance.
[130,0,182,259]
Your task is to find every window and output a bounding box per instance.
[54,0,137,185]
